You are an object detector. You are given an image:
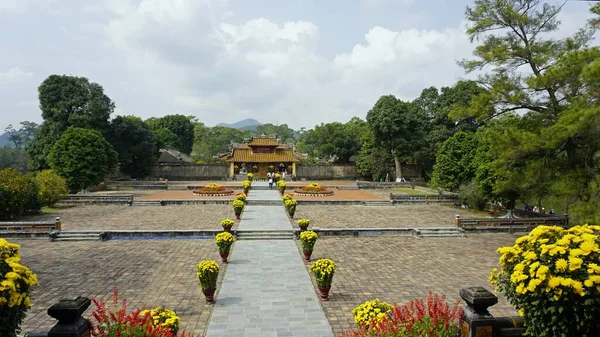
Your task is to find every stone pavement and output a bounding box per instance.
[205,189,333,337]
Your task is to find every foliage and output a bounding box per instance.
[310,258,336,287]
[431,132,478,192]
[192,124,248,162]
[296,118,367,163]
[277,180,286,190]
[28,75,114,170]
[366,95,428,179]
[458,181,488,211]
[284,199,297,211]
[252,165,258,173]
[351,299,393,327]
[246,173,253,181]
[355,130,394,181]
[268,165,274,172]
[139,307,180,335]
[282,194,294,202]
[232,200,245,212]
[108,116,159,179]
[0,239,38,337]
[34,170,68,207]
[299,230,318,251]
[235,193,246,202]
[0,168,37,220]
[341,293,462,337]
[146,115,195,155]
[90,291,193,337]
[490,225,600,336]
[203,183,223,191]
[242,180,251,189]
[4,122,39,149]
[48,128,118,190]
[153,128,181,151]
[196,260,219,290]
[297,218,310,227]
[254,123,296,143]
[22,175,41,215]
[0,146,29,172]
[220,219,235,228]
[215,232,236,253]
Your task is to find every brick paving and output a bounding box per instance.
[138,190,241,200]
[294,204,481,228]
[304,235,519,336]
[292,190,384,201]
[22,205,237,230]
[12,239,223,336]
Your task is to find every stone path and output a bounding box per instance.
[205,189,333,337]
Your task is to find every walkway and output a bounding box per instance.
[205,189,333,337]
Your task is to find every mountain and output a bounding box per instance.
[0,133,9,147]
[217,118,263,130]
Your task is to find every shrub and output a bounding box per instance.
[268,165,274,172]
[351,299,393,327]
[235,193,246,202]
[139,307,180,335]
[232,200,245,212]
[284,198,297,211]
[0,168,34,220]
[0,239,39,337]
[341,293,462,337]
[310,258,336,287]
[282,193,294,201]
[34,170,68,206]
[215,232,236,253]
[299,230,318,251]
[22,174,41,215]
[490,225,600,336]
[196,260,219,290]
[458,181,487,210]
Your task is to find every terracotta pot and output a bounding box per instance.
[219,250,229,263]
[202,289,216,303]
[299,224,309,231]
[288,209,295,219]
[318,285,331,301]
[279,189,284,195]
[222,224,233,232]
[303,250,312,261]
[244,188,249,194]
[235,210,242,220]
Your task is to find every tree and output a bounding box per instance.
[108,116,159,179]
[153,128,181,150]
[27,75,114,170]
[430,132,479,192]
[192,125,247,163]
[366,95,428,179]
[296,119,366,163]
[146,115,195,154]
[454,0,600,221]
[34,170,69,206]
[254,123,296,143]
[48,128,118,190]
[4,121,39,148]
[355,130,395,181]
[0,168,35,219]
[0,146,28,172]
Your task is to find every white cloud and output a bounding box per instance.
[361,0,414,7]
[0,67,33,84]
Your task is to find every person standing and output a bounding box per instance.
[267,171,273,189]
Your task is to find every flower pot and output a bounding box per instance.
[219,250,229,263]
[299,224,309,231]
[235,210,242,220]
[288,209,295,219]
[243,188,249,194]
[203,288,216,303]
[303,250,312,261]
[222,224,233,232]
[318,285,331,301]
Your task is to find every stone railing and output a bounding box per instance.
[390,193,460,204]
[459,286,524,337]
[0,217,61,231]
[105,180,168,190]
[455,215,568,231]
[24,297,91,337]
[58,194,134,205]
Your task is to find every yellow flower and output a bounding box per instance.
[547,276,561,288]
[555,259,568,271]
[568,257,583,271]
[518,309,525,317]
[580,241,597,255]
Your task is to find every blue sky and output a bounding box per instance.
[0,0,595,131]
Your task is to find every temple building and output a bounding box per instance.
[220,136,300,178]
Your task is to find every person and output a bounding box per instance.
[267,171,273,189]
[549,208,555,215]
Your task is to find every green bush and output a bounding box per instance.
[0,168,34,219]
[458,181,487,210]
[22,175,41,215]
[35,170,69,206]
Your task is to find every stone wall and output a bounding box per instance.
[295,164,358,180]
[148,164,229,181]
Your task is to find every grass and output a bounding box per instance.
[394,187,435,195]
[41,205,73,214]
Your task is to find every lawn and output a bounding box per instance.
[394,187,435,195]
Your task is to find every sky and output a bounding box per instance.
[0,0,595,131]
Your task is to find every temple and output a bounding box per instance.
[220,135,299,178]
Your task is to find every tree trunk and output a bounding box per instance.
[393,152,402,181]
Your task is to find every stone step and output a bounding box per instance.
[418,229,464,238]
[52,232,104,241]
[245,200,283,205]
[236,235,294,240]
[130,201,162,206]
[364,201,392,206]
[236,230,295,240]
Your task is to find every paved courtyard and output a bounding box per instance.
[12,239,222,336]
[294,204,481,228]
[23,205,237,230]
[304,235,519,335]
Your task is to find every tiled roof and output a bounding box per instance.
[227,148,297,163]
[248,137,279,146]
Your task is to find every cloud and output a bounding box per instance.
[0,67,33,84]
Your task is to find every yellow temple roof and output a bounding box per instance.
[226,147,297,163]
[247,136,279,146]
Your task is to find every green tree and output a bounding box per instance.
[34,170,69,206]
[192,125,247,163]
[455,0,600,221]
[4,121,39,148]
[296,119,365,163]
[153,128,181,150]
[254,123,296,143]
[430,132,478,192]
[355,130,394,181]
[146,115,195,154]
[366,95,428,179]
[0,146,28,172]
[0,168,35,219]
[27,75,114,170]
[108,116,159,179]
[48,128,118,190]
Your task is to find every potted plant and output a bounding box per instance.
[299,230,318,261]
[277,180,286,195]
[0,239,38,337]
[215,232,236,263]
[252,165,258,173]
[284,198,297,218]
[235,193,247,204]
[246,173,253,182]
[232,200,245,220]
[233,165,240,174]
[268,165,274,173]
[297,218,310,231]
[221,218,235,232]
[242,180,251,194]
[350,299,393,328]
[139,307,181,335]
[196,260,219,303]
[282,193,294,202]
[490,224,600,337]
[310,258,336,301]
[273,173,281,182]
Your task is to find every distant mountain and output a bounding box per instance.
[0,133,9,147]
[217,118,263,130]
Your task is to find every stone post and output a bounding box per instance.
[47,297,92,337]
[230,162,235,178]
[459,287,497,337]
[292,162,297,177]
[455,215,460,227]
[55,217,61,231]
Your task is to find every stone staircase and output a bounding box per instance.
[130,200,163,206]
[416,228,464,238]
[364,200,392,206]
[236,230,295,240]
[50,231,105,242]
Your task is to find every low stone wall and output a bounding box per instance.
[456,215,568,230]
[295,164,357,180]
[148,164,229,181]
[58,194,133,205]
